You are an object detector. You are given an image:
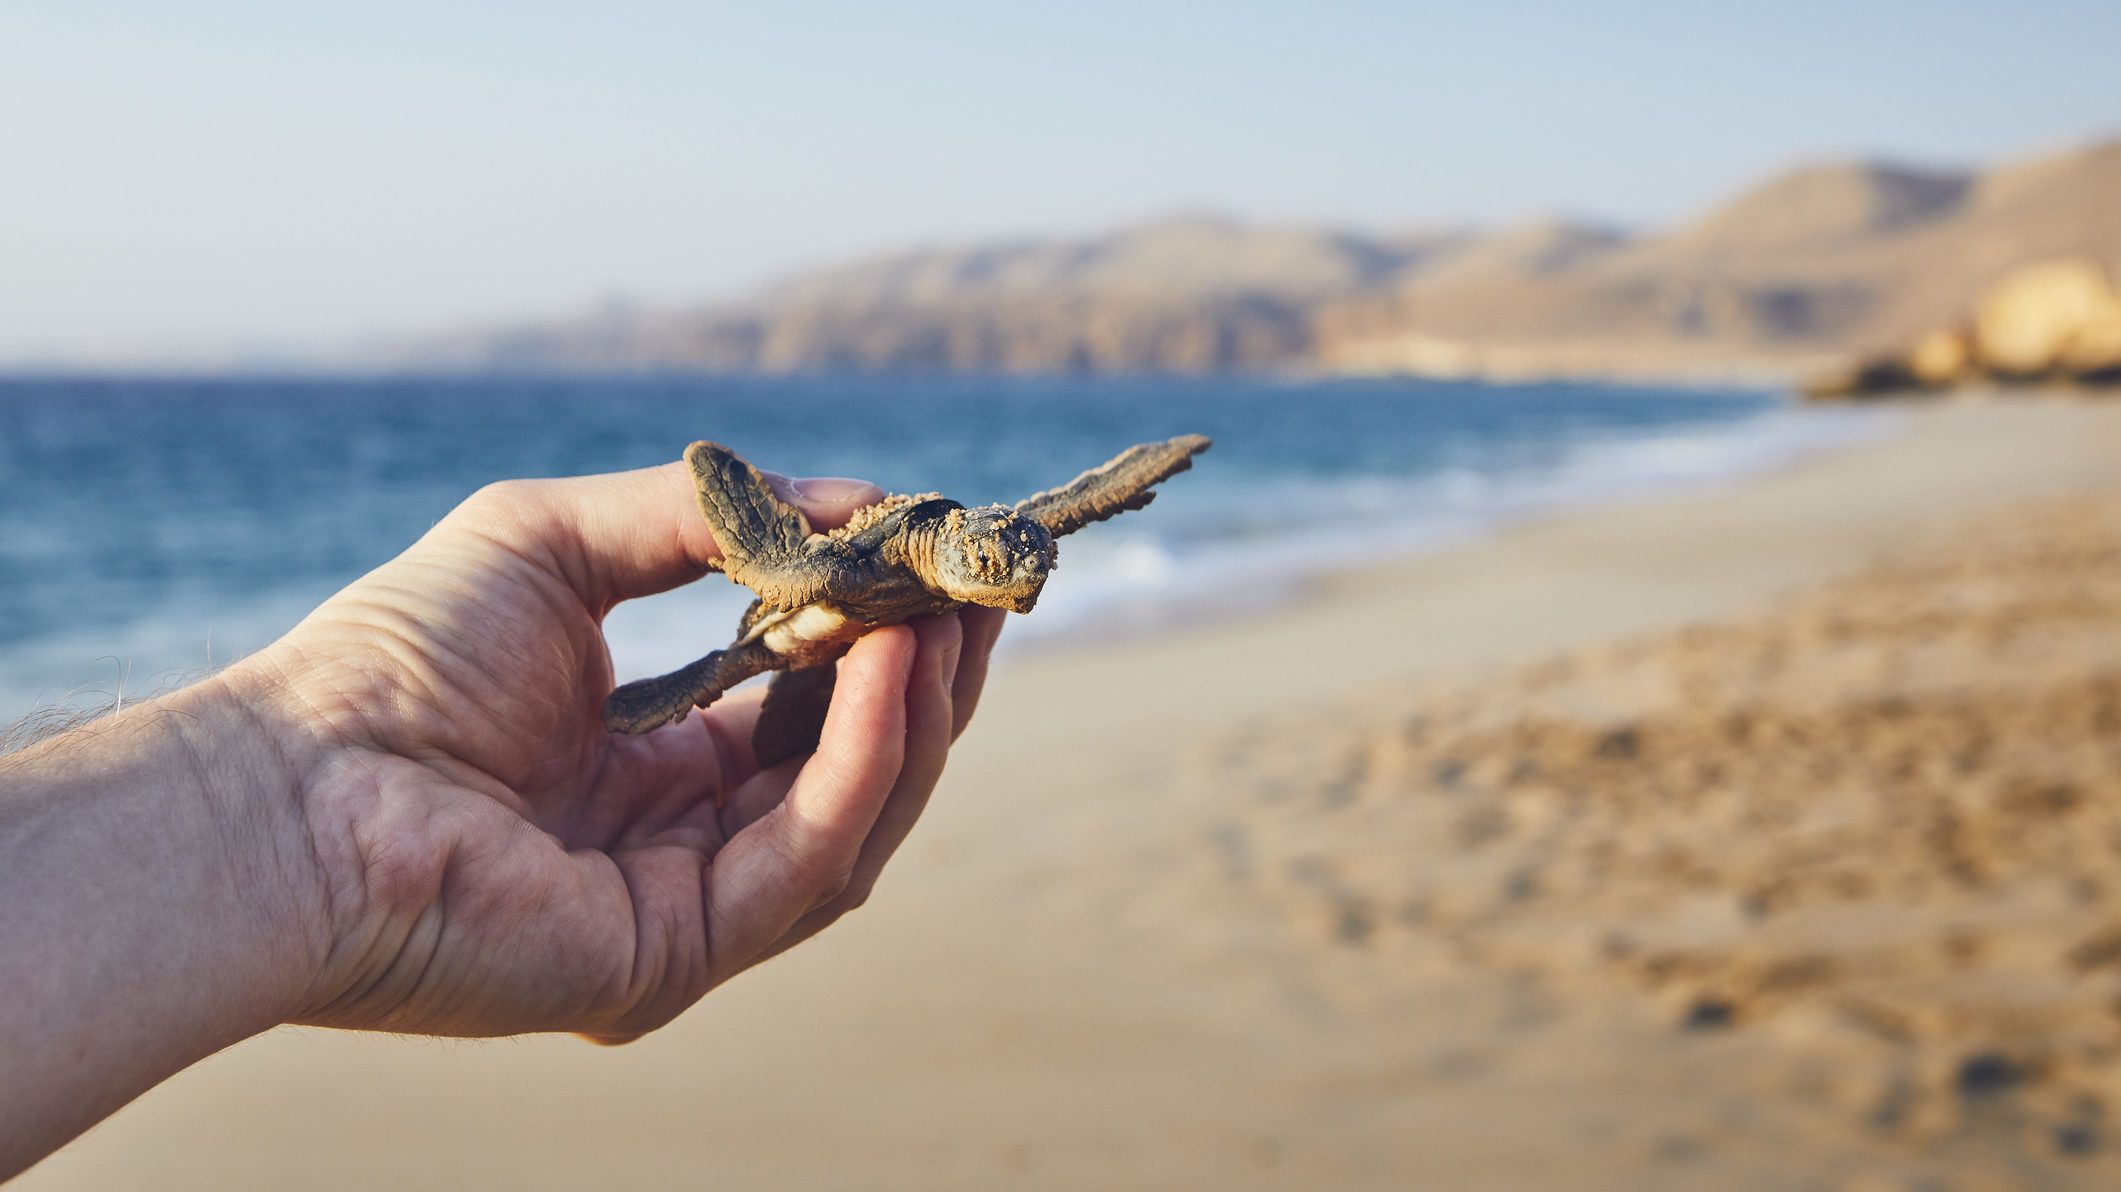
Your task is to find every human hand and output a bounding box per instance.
[234,462,1005,1040]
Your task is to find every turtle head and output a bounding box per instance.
[931,503,1057,613]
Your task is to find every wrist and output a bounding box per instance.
[15,658,333,1029]
[0,663,333,1174]
[169,658,339,1024]
[220,636,453,1028]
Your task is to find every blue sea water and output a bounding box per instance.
[0,373,1890,725]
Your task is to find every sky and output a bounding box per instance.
[1,1,2116,365]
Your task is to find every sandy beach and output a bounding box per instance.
[23,398,2121,1191]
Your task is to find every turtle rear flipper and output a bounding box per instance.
[1015,434,1211,538]
[752,664,838,768]
[686,441,814,586]
[603,641,779,735]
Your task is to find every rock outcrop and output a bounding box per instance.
[1976,260,2121,378]
[1806,258,2121,398]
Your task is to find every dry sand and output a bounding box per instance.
[24,398,2121,1192]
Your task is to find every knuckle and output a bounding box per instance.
[792,854,857,913]
[813,861,856,904]
[468,477,531,505]
[458,478,546,523]
[591,1008,670,1045]
[622,1001,687,1038]
[766,811,858,904]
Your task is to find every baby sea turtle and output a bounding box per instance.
[603,434,1212,763]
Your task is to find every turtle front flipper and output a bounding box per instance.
[1014,434,1211,538]
[686,441,815,588]
[751,664,838,768]
[603,641,780,735]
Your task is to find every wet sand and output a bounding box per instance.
[24,399,2121,1191]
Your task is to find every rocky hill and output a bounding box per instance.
[1321,141,2121,380]
[402,137,2121,381]
[408,217,1467,374]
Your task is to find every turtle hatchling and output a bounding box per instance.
[603,434,1212,763]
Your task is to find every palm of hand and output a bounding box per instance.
[254,471,992,1041]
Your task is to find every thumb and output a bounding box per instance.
[766,475,881,529]
[463,463,884,607]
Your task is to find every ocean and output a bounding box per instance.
[0,373,1890,725]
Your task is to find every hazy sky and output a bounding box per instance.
[2,1,2116,363]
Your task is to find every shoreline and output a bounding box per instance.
[1003,399,2121,731]
[1001,394,1894,657]
[24,398,2121,1190]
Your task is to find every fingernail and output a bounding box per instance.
[790,476,876,504]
